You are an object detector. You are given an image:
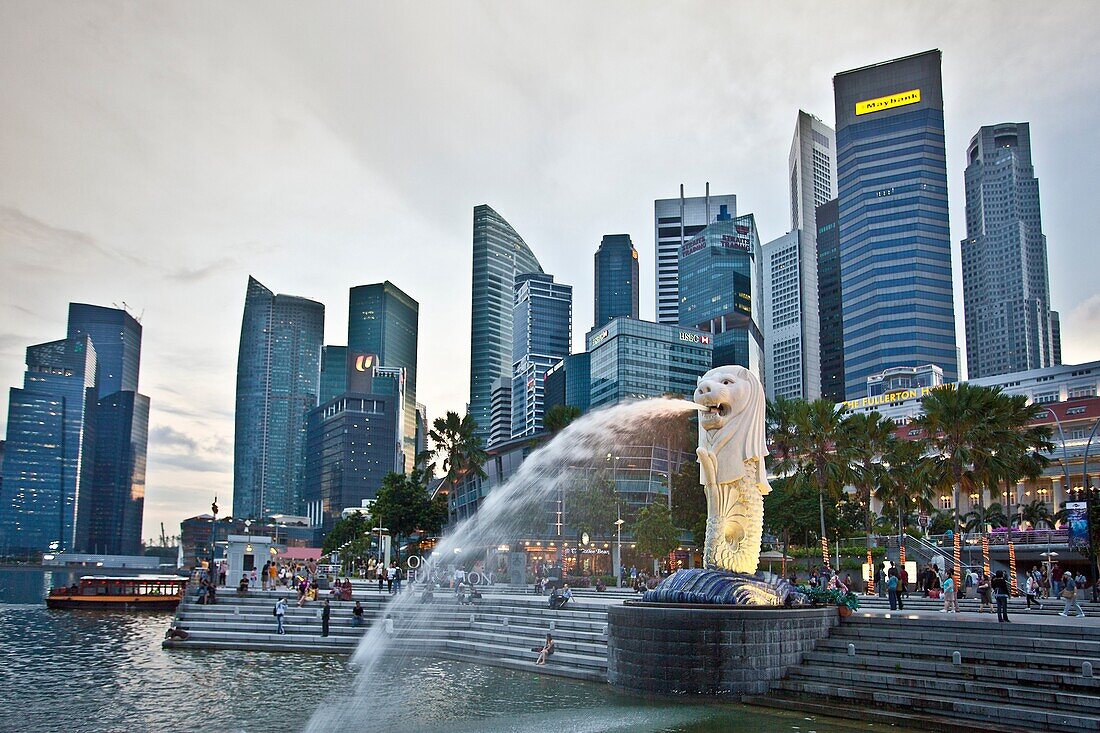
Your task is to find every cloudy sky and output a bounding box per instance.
[1,1,1098,543]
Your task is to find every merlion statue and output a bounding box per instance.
[693,365,770,574]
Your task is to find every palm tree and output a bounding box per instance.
[428,411,488,500]
[962,502,1008,533]
[877,436,934,541]
[788,399,856,546]
[766,395,801,467]
[1015,498,1055,529]
[912,383,1000,536]
[543,404,581,435]
[844,411,896,550]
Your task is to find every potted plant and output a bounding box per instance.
[798,585,860,617]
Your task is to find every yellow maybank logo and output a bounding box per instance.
[855,88,921,116]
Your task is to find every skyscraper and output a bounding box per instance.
[594,234,639,328]
[67,304,149,555]
[762,230,820,400]
[469,205,544,440]
[834,50,958,399]
[654,185,736,325]
[511,273,572,439]
[678,205,764,374]
[961,122,1059,378]
[318,345,348,405]
[789,111,838,234]
[1,336,97,553]
[348,282,418,471]
[233,276,324,520]
[85,390,149,555]
[816,198,846,402]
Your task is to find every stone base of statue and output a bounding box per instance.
[642,568,808,606]
[606,598,837,696]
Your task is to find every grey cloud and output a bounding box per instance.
[168,257,237,283]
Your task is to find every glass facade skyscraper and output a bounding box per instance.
[816,198,846,402]
[511,273,572,439]
[318,345,348,405]
[233,276,324,520]
[962,122,1058,378]
[1,336,97,553]
[763,230,817,400]
[348,282,418,471]
[587,318,712,409]
[834,50,958,399]
[66,303,142,398]
[469,205,543,440]
[594,234,639,328]
[654,186,736,325]
[677,206,764,374]
[84,391,149,555]
[544,353,590,414]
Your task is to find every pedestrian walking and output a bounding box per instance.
[992,570,1011,623]
[898,566,909,598]
[1024,574,1042,611]
[940,573,959,613]
[1059,572,1085,617]
[387,562,396,594]
[274,597,287,634]
[377,564,385,592]
[261,561,270,591]
[978,573,993,613]
[321,599,331,637]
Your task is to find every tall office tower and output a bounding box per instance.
[414,403,429,463]
[834,50,958,399]
[233,276,324,520]
[67,303,142,397]
[348,282,419,472]
[511,273,572,439]
[318,346,348,404]
[469,205,544,440]
[0,336,97,553]
[762,230,820,400]
[85,391,149,555]
[962,123,1058,378]
[1051,312,1062,366]
[654,185,737,325]
[67,304,149,555]
[303,352,400,534]
[594,234,639,328]
[544,353,591,414]
[678,206,764,374]
[789,111,838,233]
[488,377,512,447]
[816,199,846,402]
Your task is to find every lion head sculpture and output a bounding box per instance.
[693,365,769,491]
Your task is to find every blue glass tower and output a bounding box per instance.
[319,346,348,405]
[677,205,764,373]
[67,303,142,398]
[348,282,418,472]
[594,234,639,329]
[1,337,97,553]
[469,205,544,440]
[511,273,572,438]
[233,277,325,520]
[834,50,958,399]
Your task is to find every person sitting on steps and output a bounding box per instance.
[535,633,555,665]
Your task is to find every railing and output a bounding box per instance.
[985,529,1068,546]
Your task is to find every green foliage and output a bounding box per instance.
[1015,498,1055,529]
[797,584,860,611]
[670,459,706,547]
[633,502,679,559]
[370,467,441,555]
[565,474,620,539]
[543,404,582,434]
[764,475,835,541]
[322,510,371,554]
[429,411,488,501]
[962,502,1008,532]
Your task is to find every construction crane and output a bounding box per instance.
[160,522,168,548]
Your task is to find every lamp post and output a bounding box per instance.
[1040,407,1072,495]
[208,496,219,580]
[614,508,625,588]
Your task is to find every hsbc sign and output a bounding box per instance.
[679,331,711,345]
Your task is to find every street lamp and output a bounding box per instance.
[1040,407,1072,494]
[614,507,625,588]
[208,496,219,580]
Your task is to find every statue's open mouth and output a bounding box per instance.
[698,399,730,427]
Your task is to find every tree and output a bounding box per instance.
[322,510,371,554]
[1015,498,1055,529]
[764,475,833,556]
[370,467,439,558]
[429,411,488,502]
[787,399,856,545]
[876,437,934,539]
[544,404,582,435]
[633,502,679,560]
[844,411,896,546]
[565,474,620,539]
[670,459,706,548]
[962,502,1008,533]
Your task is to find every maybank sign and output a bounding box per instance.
[855,88,921,116]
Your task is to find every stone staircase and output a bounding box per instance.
[854,591,1096,617]
[163,587,610,682]
[746,614,1100,732]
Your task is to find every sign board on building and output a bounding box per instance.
[346,352,376,393]
[589,329,611,349]
[855,88,921,116]
[681,236,706,258]
[678,331,711,345]
[1066,501,1090,550]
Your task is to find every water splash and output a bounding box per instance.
[304,397,698,731]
